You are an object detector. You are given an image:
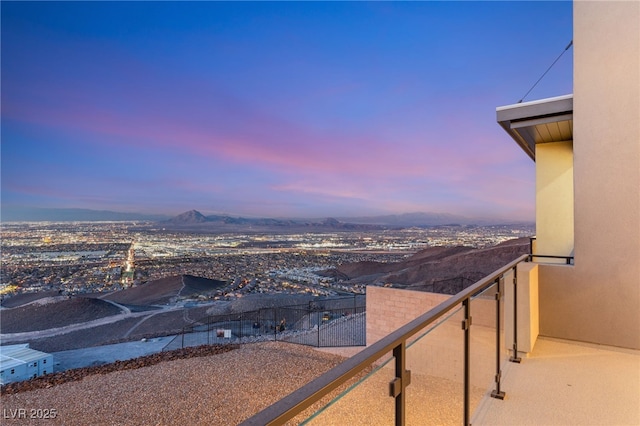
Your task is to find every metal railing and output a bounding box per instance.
[241,254,530,426]
[528,254,574,264]
[529,237,574,264]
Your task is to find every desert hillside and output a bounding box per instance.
[0,297,124,333]
[103,274,226,306]
[322,237,530,293]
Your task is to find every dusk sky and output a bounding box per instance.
[1,1,573,221]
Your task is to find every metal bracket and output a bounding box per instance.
[461,317,472,330]
[389,370,412,397]
[492,371,506,398]
[496,276,503,301]
[491,389,506,400]
[492,368,506,398]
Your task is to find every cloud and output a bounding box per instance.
[1,16,538,219]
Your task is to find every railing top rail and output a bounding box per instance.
[240,254,529,425]
[528,254,574,264]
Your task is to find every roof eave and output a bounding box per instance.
[496,94,574,161]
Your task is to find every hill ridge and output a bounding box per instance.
[104,274,226,306]
[320,237,530,293]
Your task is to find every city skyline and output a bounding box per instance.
[1,2,573,221]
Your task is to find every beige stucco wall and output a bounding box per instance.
[535,141,574,260]
[538,1,640,349]
[366,286,498,346]
[366,286,501,387]
[366,286,450,345]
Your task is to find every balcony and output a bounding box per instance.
[241,254,640,425]
[473,337,640,425]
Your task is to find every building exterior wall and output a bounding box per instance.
[0,344,54,385]
[504,264,539,356]
[38,354,53,376]
[535,141,574,260]
[538,1,640,349]
[0,362,27,385]
[366,286,500,387]
[366,286,450,345]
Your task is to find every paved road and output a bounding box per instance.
[0,309,169,344]
[0,300,220,344]
[52,337,175,371]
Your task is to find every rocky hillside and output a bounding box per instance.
[0,297,124,333]
[103,274,226,306]
[321,238,530,294]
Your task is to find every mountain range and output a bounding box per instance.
[162,210,387,230]
[161,209,533,228]
[1,207,532,227]
[1,207,169,222]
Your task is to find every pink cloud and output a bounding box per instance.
[2,40,535,220]
[5,89,493,186]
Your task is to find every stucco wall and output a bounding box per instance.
[366,286,501,387]
[366,286,450,345]
[366,286,498,345]
[539,1,640,349]
[535,141,574,260]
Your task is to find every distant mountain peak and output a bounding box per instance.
[167,209,208,224]
[322,217,341,226]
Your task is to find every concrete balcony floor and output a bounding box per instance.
[472,337,640,425]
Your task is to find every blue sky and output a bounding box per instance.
[1,1,573,220]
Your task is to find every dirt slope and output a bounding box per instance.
[1,290,62,308]
[329,238,530,293]
[104,275,226,306]
[0,297,124,333]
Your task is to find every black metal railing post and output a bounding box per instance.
[529,236,536,256]
[462,298,471,425]
[510,265,521,363]
[390,342,411,426]
[274,308,278,341]
[491,277,506,399]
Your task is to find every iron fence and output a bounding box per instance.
[162,295,366,351]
